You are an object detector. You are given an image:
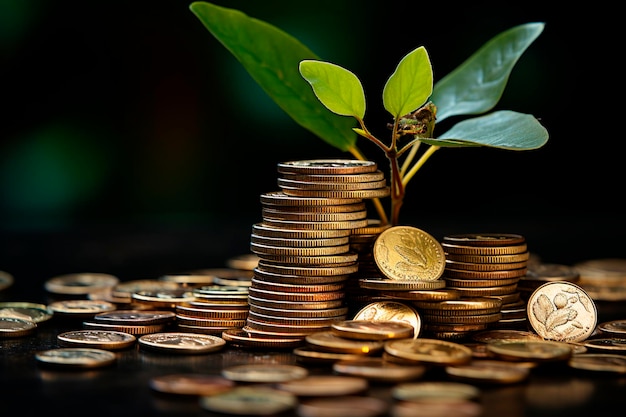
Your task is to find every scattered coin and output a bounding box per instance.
[391,381,481,402]
[149,373,235,396]
[35,347,116,368]
[331,320,415,340]
[597,319,626,336]
[221,328,305,349]
[137,332,225,354]
[526,281,597,342]
[44,272,120,295]
[445,359,531,384]
[582,338,626,353]
[297,395,388,417]
[199,386,297,415]
[384,338,473,366]
[568,353,626,373]
[486,340,574,362]
[0,302,53,323]
[332,357,427,382]
[57,329,136,350]
[353,301,421,338]
[221,363,308,383]
[0,316,37,338]
[275,375,368,396]
[47,299,117,319]
[293,346,375,364]
[304,330,385,355]
[392,398,484,417]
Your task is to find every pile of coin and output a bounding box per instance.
[438,233,531,331]
[238,159,390,347]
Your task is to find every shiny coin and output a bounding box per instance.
[582,338,626,353]
[199,386,297,415]
[373,226,445,281]
[445,359,531,384]
[331,319,414,340]
[111,279,181,298]
[0,270,14,291]
[486,340,573,362]
[359,278,446,291]
[277,159,378,175]
[149,373,235,396]
[57,329,136,350]
[305,330,385,354]
[379,288,461,301]
[44,272,119,295]
[0,302,52,323]
[442,233,526,247]
[221,364,308,383]
[47,299,117,319]
[332,357,427,382]
[276,375,368,396]
[526,281,597,342]
[131,289,196,308]
[92,309,176,325]
[0,316,37,338]
[353,301,421,338]
[598,319,626,335]
[221,328,305,349]
[471,329,543,343]
[35,347,116,368]
[384,338,473,366]
[391,381,481,402]
[138,332,225,354]
[297,395,388,417]
[293,346,374,364]
[82,321,166,336]
[568,353,626,373]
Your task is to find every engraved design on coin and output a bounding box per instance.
[373,226,445,281]
[527,281,597,342]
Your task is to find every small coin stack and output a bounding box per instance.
[439,233,530,331]
[242,159,391,345]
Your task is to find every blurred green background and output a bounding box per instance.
[1,0,622,269]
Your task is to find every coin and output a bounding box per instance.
[353,301,421,338]
[582,338,626,353]
[442,233,526,247]
[0,270,14,291]
[598,319,626,335]
[526,281,597,342]
[221,328,305,349]
[275,375,368,396]
[332,357,427,382]
[47,299,117,319]
[331,320,414,340]
[149,373,235,396]
[486,340,573,362]
[137,332,226,354]
[35,347,116,368]
[568,353,626,373]
[92,309,176,325]
[384,338,473,366]
[305,330,385,354]
[392,399,483,417]
[297,395,388,417]
[277,159,378,175]
[373,226,445,281]
[221,364,308,383]
[57,329,136,350]
[199,386,297,415]
[44,272,120,295]
[293,346,375,364]
[445,359,531,384]
[0,302,53,323]
[0,316,37,338]
[391,381,481,401]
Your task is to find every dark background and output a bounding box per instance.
[1,0,623,282]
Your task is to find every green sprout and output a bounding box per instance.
[190,2,549,226]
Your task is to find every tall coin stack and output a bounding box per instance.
[245,159,391,344]
[440,233,531,331]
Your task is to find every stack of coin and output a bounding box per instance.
[441,233,530,330]
[174,285,250,334]
[573,258,626,301]
[240,159,390,345]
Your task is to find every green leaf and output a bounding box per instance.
[300,60,366,120]
[431,22,545,122]
[383,46,433,119]
[189,1,357,151]
[420,110,549,150]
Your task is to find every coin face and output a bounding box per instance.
[138,332,226,354]
[526,281,597,342]
[373,226,445,281]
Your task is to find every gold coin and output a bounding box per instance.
[277,177,387,191]
[379,288,461,301]
[444,252,530,264]
[199,386,297,415]
[137,332,226,354]
[251,234,350,248]
[281,170,385,183]
[445,260,528,272]
[149,373,235,396]
[487,340,573,362]
[443,267,527,280]
[293,346,373,364]
[384,338,473,366]
[0,317,37,338]
[35,347,116,368]
[445,359,530,384]
[332,357,427,382]
[445,283,518,297]
[598,319,626,335]
[262,217,370,230]
[526,281,597,342]
[82,321,166,336]
[353,301,421,338]
[252,222,352,239]
[443,277,520,288]
[44,272,120,295]
[277,159,378,175]
[57,330,136,350]
[221,328,304,349]
[281,186,391,199]
[358,278,446,291]
[253,267,350,284]
[304,330,385,354]
[413,297,502,313]
[582,338,626,353]
[568,353,626,373]
[391,381,481,401]
[221,363,308,383]
[0,302,53,323]
[257,260,358,276]
[442,242,528,255]
[250,242,351,257]
[259,190,361,206]
[392,399,483,417]
[297,395,388,417]
[331,319,414,340]
[275,375,369,396]
[247,294,344,310]
[373,226,445,281]
[442,233,526,247]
